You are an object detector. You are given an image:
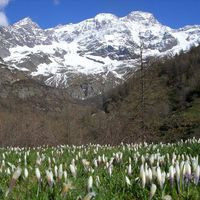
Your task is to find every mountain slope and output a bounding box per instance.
[0,61,104,146]
[0,45,200,146]
[100,45,200,143]
[1,11,200,99]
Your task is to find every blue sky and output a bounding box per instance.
[1,0,200,28]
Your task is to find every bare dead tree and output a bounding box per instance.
[137,32,147,136]
[136,33,157,138]
[139,41,145,132]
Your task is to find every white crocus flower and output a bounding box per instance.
[58,164,63,181]
[35,167,41,182]
[125,176,131,186]
[150,183,157,200]
[169,165,175,186]
[128,164,132,176]
[194,165,200,185]
[24,168,28,179]
[156,167,163,189]
[87,176,93,192]
[12,167,22,180]
[5,167,22,197]
[46,170,54,187]
[108,165,112,177]
[70,164,77,178]
[140,167,146,188]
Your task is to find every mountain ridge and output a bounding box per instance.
[1,11,200,99]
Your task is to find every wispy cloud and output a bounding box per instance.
[0,0,10,26]
[0,11,8,26]
[0,0,10,9]
[53,0,60,5]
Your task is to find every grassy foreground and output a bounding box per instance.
[0,138,200,199]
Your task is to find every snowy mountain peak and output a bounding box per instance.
[13,17,40,28]
[94,13,118,22]
[124,11,159,24]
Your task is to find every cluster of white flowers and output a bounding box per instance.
[0,137,199,199]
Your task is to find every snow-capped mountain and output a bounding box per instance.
[0,11,200,99]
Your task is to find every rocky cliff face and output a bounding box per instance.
[0,62,69,110]
[1,11,200,99]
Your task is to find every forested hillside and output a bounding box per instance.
[0,45,200,146]
[100,45,200,143]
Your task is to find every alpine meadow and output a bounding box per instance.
[0,0,200,199]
